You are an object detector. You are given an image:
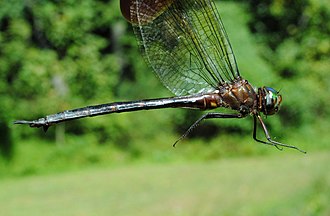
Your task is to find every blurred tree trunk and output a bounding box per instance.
[0,121,13,160]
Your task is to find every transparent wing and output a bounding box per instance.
[121,0,240,96]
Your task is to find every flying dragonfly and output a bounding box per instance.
[15,0,305,153]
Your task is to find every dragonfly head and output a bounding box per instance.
[259,87,282,115]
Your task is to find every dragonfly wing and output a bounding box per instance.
[121,0,240,96]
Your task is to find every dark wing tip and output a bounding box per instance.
[120,0,174,24]
[120,0,133,22]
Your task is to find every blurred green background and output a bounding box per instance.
[0,0,329,215]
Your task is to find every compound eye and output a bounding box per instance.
[263,87,282,115]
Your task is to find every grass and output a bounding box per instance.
[2,1,329,215]
[1,151,329,216]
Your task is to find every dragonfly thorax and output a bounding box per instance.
[258,87,282,116]
[217,79,258,115]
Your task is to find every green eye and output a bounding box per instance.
[263,87,282,115]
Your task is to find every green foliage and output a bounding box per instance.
[246,0,330,142]
[0,0,329,175]
[1,1,124,137]
[247,0,330,113]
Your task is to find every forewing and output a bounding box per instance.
[121,0,240,96]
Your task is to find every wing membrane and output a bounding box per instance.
[124,0,240,96]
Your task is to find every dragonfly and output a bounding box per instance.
[15,0,305,153]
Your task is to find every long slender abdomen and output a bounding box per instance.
[14,93,224,129]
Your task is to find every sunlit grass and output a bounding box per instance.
[1,151,329,216]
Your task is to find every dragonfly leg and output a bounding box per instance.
[252,115,283,151]
[173,112,243,147]
[253,114,306,153]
